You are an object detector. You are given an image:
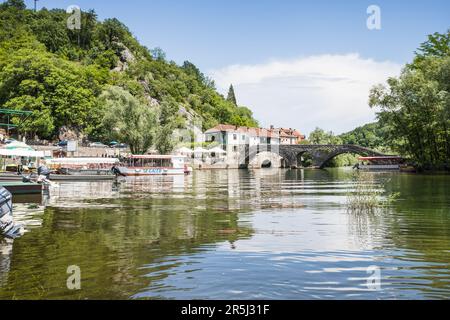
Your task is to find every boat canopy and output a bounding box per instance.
[127,155,186,159]
[358,156,403,161]
[46,158,119,165]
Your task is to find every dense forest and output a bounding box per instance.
[0,0,258,153]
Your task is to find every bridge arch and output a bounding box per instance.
[318,150,365,169]
[248,151,282,169]
[278,145,387,169]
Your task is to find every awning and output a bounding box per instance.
[0,149,45,158]
[358,156,403,160]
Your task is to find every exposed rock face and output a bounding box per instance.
[58,126,85,142]
[112,43,136,72]
[121,46,136,64]
[139,80,160,108]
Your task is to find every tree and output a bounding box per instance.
[31,9,70,53]
[94,18,128,51]
[308,127,342,145]
[227,84,237,106]
[150,47,166,61]
[369,31,450,170]
[339,122,389,152]
[0,0,26,10]
[155,99,179,154]
[0,46,104,139]
[415,30,450,62]
[99,86,157,154]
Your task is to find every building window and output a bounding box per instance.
[242,135,245,140]
[233,146,238,152]
[233,134,237,140]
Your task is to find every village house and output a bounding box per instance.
[204,124,279,151]
[204,124,305,149]
[270,126,306,145]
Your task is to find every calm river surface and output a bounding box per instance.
[0,169,449,300]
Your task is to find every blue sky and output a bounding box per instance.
[23,0,449,69]
[19,0,450,133]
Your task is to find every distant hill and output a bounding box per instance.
[339,122,391,153]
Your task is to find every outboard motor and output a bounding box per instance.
[111,165,126,177]
[0,187,22,238]
[37,165,51,179]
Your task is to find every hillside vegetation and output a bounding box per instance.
[0,0,258,153]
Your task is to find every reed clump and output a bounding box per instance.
[346,172,384,214]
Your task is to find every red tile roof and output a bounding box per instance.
[277,128,304,138]
[205,125,305,140]
[205,125,279,138]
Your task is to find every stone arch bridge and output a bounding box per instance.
[246,144,387,169]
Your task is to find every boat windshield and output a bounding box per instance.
[127,157,173,168]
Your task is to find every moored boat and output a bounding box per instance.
[0,181,43,195]
[117,155,190,176]
[0,186,23,238]
[49,173,115,181]
[0,172,37,181]
[45,158,119,181]
[355,156,404,171]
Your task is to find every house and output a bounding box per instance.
[270,126,306,145]
[204,124,280,153]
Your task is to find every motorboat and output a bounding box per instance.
[0,186,23,238]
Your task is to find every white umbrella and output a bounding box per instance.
[0,149,44,158]
[194,147,209,154]
[194,147,210,158]
[5,141,34,151]
[176,147,194,154]
[208,147,227,154]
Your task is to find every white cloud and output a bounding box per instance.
[209,54,402,135]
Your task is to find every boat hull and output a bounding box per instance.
[49,174,115,181]
[358,164,400,171]
[117,167,187,176]
[0,173,38,181]
[0,182,42,195]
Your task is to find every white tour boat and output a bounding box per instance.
[117,155,190,176]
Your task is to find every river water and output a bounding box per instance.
[0,169,449,300]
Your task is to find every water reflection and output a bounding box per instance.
[0,169,449,299]
[0,238,13,287]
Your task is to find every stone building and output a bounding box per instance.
[204,124,284,169]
